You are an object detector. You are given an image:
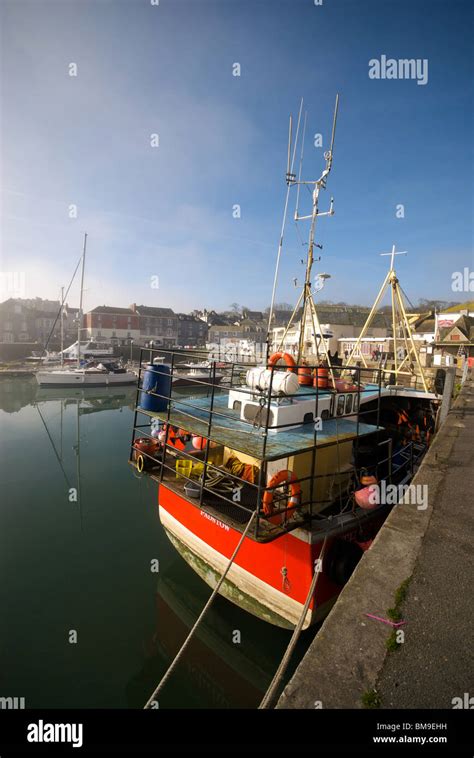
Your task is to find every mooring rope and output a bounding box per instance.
[143,509,258,709]
[259,536,329,709]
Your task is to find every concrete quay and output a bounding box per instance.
[277,375,473,709]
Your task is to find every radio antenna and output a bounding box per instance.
[286,115,293,180]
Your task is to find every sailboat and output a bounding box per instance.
[127,96,436,630]
[36,234,137,387]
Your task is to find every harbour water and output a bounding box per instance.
[0,378,314,709]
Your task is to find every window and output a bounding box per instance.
[337,395,345,416]
[168,318,172,326]
[345,394,353,414]
[353,394,359,413]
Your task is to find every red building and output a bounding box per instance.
[84,306,140,346]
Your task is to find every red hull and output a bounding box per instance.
[158,484,349,628]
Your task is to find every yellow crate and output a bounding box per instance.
[191,462,205,479]
[175,459,193,479]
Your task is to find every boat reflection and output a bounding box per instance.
[36,384,136,415]
[126,555,314,709]
[0,377,136,414]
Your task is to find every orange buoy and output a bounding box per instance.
[355,472,379,509]
[191,435,216,450]
[360,474,377,486]
[268,351,297,373]
[313,366,329,389]
[298,364,313,386]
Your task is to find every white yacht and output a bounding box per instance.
[35,234,137,388]
[36,360,137,387]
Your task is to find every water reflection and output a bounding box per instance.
[0,377,136,414]
[0,379,315,708]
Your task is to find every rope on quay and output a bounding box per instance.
[143,509,258,709]
[259,537,329,710]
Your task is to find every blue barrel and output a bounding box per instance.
[139,363,171,412]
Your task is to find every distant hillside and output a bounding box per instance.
[444,301,474,313]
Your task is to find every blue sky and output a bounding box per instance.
[1,0,472,313]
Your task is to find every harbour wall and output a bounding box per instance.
[276,374,472,709]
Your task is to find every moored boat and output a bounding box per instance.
[35,234,137,388]
[127,96,437,630]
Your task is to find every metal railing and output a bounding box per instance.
[128,347,427,540]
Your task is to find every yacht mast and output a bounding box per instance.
[60,285,64,367]
[77,233,87,370]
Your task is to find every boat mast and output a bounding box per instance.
[269,95,339,372]
[297,96,338,364]
[60,285,64,368]
[77,233,87,370]
[276,95,338,367]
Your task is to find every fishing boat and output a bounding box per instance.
[128,97,437,629]
[36,234,137,388]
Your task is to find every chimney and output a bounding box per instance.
[129,303,137,313]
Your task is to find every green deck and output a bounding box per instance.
[136,392,380,461]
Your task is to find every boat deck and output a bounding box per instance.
[136,391,381,461]
[143,464,388,544]
[151,468,289,541]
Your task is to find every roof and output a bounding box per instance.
[438,315,474,341]
[415,318,435,333]
[243,309,264,320]
[134,306,176,317]
[90,306,136,315]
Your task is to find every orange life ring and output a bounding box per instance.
[262,469,301,517]
[268,352,297,373]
